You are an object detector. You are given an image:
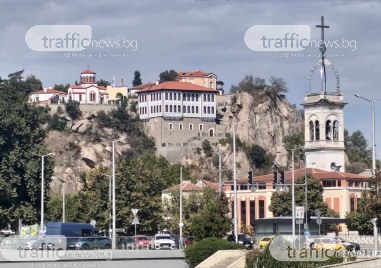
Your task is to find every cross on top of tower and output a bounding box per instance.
[316,16,330,93]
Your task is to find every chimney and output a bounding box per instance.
[43,88,47,92]
[156,80,159,85]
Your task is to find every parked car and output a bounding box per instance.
[258,236,274,249]
[20,235,48,250]
[133,235,151,249]
[314,237,345,251]
[118,236,135,250]
[153,234,175,250]
[334,237,360,251]
[170,234,180,249]
[73,237,112,250]
[184,236,194,247]
[227,234,253,249]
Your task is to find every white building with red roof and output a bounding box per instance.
[66,69,108,104]
[29,87,66,104]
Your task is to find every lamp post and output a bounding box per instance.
[354,94,376,177]
[102,136,125,249]
[62,183,65,223]
[33,152,54,233]
[179,166,183,249]
[231,117,250,243]
[101,173,119,239]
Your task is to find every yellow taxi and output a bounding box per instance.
[314,237,345,251]
[258,236,274,249]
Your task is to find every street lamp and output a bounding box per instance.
[179,166,184,249]
[231,116,250,243]
[354,94,376,177]
[101,173,120,239]
[101,136,125,249]
[32,152,54,233]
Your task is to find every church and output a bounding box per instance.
[66,69,109,104]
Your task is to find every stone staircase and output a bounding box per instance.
[196,250,247,268]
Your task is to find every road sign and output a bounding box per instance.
[132,216,139,225]
[316,218,322,225]
[131,208,139,216]
[90,220,96,226]
[179,222,184,228]
[304,229,311,236]
[295,206,305,219]
[314,209,321,216]
[296,219,303,224]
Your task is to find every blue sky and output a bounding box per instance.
[1,0,380,159]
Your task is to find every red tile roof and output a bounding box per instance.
[137,81,217,93]
[163,181,202,193]
[232,168,368,184]
[177,70,216,78]
[81,69,95,74]
[70,85,106,90]
[131,82,155,90]
[32,88,65,94]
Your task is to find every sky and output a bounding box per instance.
[1,0,380,160]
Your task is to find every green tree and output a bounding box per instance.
[346,172,381,234]
[202,140,213,157]
[189,187,231,241]
[65,100,82,121]
[0,70,54,228]
[48,113,67,131]
[247,144,274,171]
[132,70,142,87]
[345,130,372,167]
[116,154,182,234]
[269,175,337,217]
[97,79,110,87]
[268,76,288,93]
[159,69,178,83]
[53,84,70,93]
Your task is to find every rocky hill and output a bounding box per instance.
[45,91,304,194]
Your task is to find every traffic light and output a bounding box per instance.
[273,171,278,184]
[248,170,253,185]
[280,171,285,184]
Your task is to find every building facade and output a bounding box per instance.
[29,87,66,104]
[66,69,109,104]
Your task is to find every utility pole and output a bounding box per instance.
[219,146,222,195]
[179,166,183,249]
[62,184,65,223]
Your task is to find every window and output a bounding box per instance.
[183,93,186,100]
[165,105,168,112]
[207,94,210,102]
[170,92,172,100]
[189,124,193,130]
[187,94,190,101]
[151,106,153,113]
[241,200,246,225]
[192,106,194,113]
[159,106,161,112]
[174,93,176,100]
[322,180,336,187]
[209,129,214,137]
[174,105,177,112]
[207,107,211,114]
[211,95,214,102]
[250,200,255,225]
[79,94,82,102]
[309,121,314,141]
[196,95,198,101]
[259,200,265,218]
[315,120,320,140]
[165,92,168,100]
[326,120,332,140]
[192,94,194,101]
[187,106,190,113]
[333,120,339,140]
[350,197,355,212]
[204,107,206,113]
[196,106,199,113]
[183,106,186,113]
[170,105,172,112]
[169,123,173,130]
[211,107,214,114]
[90,92,96,102]
[178,105,181,112]
[179,123,183,130]
[199,125,203,131]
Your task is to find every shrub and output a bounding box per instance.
[184,237,246,268]
[48,113,67,131]
[65,100,82,120]
[202,140,213,157]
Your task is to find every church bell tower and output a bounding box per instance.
[303,16,347,172]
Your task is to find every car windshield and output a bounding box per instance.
[136,236,148,240]
[156,236,170,240]
[238,234,250,240]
